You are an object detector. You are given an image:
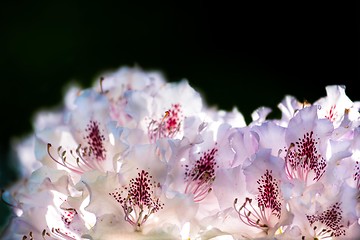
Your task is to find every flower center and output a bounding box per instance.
[109,170,164,231]
[84,120,106,161]
[61,208,78,228]
[184,147,218,202]
[47,119,107,174]
[256,170,281,218]
[21,208,79,240]
[325,104,338,122]
[148,103,182,142]
[234,170,281,232]
[306,202,345,239]
[285,131,326,183]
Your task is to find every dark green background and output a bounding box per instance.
[0,1,358,232]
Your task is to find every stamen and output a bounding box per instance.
[47,144,85,174]
[234,170,282,232]
[51,227,78,240]
[47,119,108,174]
[109,170,164,231]
[256,170,281,219]
[325,104,337,122]
[284,131,326,183]
[306,202,345,238]
[148,103,183,142]
[354,161,360,189]
[84,120,106,161]
[22,229,51,240]
[42,229,51,238]
[184,147,218,202]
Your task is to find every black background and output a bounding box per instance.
[0,1,358,231]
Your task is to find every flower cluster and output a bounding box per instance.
[2,67,360,239]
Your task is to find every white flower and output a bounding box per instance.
[166,122,236,204]
[95,66,166,126]
[206,107,246,128]
[125,80,203,143]
[283,105,333,185]
[3,63,360,240]
[2,167,90,239]
[314,85,356,127]
[237,149,292,237]
[277,95,304,127]
[37,89,127,180]
[287,182,359,239]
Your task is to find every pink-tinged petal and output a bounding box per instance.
[331,108,360,140]
[182,116,208,145]
[207,107,246,128]
[69,89,110,133]
[140,192,199,237]
[84,147,175,232]
[198,225,236,240]
[95,67,166,126]
[85,174,199,238]
[125,80,203,143]
[153,80,203,118]
[332,157,358,189]
[286,106,333,143]
[167,123,237,204]
[1,212,52,240]
[275,225,303,240]
[315,85,354,127]
[243,149,286,194]
[284,105,334,185]
[2,168,87,239]
[277,95,303,127]
[222,107,247,128]
[120,144,168,184]
[351,135,360,190]
[230,127,259,166]
[35,126,72,168]
[322,139,353,187]
[200,207,266,239]
[125,90,152,123]
[251,106,272,125]
[289,182,359,239]
[82,172,123,217]
[120,127,151,146]
[236,149,291,236]
[86,212,180,240]
[95,66,166,96]
[83,214,133,238]
[108,169,164,232]
[251,121,286,157]
[69,90,111,160]
[212,165,246,210]
[209,123,237,169]
[63,90,126,171]
[328,139,352,162]
[39,109,127,176]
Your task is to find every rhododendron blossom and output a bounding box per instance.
[2,67,360,239]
